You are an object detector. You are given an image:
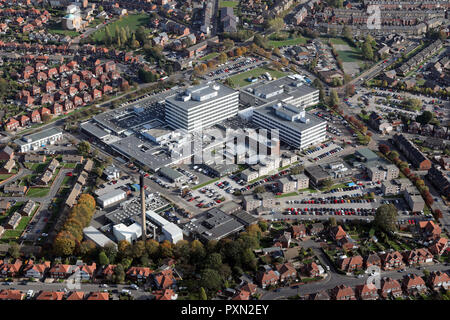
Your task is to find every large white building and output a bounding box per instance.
[252,101,327,149]
[113,223,142,243]
[165,83,239,132]
[97,189,127,208]
[14,128,63,152]
[249,75,320,108]
[146,210,183,244]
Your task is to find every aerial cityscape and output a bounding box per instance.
[0,0,448,304]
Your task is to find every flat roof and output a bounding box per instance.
[158,166,184,180]
[80,121,110,140]
[165,82,237,111]
[97,189,126,202]
[83,226,117,248]
[15,127,63,146]
[253,101,325,133]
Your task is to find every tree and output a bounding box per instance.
[433,209,443,221]
[290,165,304,175]
[98,5,104,12]
[78,240,96,258]
[379,144,390,155]
[200,269,222,293]
[77,141,91,155]
[258,220,268,232]
[362,39,374,61]
[99,251,110,266]
[205,253,223,270]
[330,89,339,107]
[321,178,334,190]
[329,217,337,227]
[145,239,159,259]
[113,264,125,284]
[199,287,208,300]
[416,111,433,125]
[53,233,76,256]
[42,113,52,124]
[388,151,399,161]
[131,240,146,259]
[8,243,20,259]
[342,25,352,42]
[118,240,132,259]
[374,204,398,233]
[268,18,284,32]
[253,185,266,194]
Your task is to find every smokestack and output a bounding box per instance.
[140,174,147,240]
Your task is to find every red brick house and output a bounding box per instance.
[275,263,297,282]
[82,92,92,103]
[379,277,402,299]
[92,89,102,100]
[339,255,363,272]
[87,292,109,300]
[152,269,176,289]
[364,253,381,269]
[290,224,306,239]
[304,262,322,277]
[41,93,54,105]
[36,71,47,82]
[380,251,404,270]
[102,265,116,281]
[355,283,379,300]
[36,291,64,300]
[60,78,69,88]
[35,62,45,71]
[89,78,100,88]
[19,115,30,127]
[5,118,19,131]
[102,85,113,95]
[59,64,69,73]
[51,103,63,115]
[402,248,433,266]
[67,60,78,69]
[47,68,58,79]
[256,269,279,289]
[419,221,441,241]
[64,99,74,111]
[402,274,427,295]
[330,284,355,300]
[429,238,448,256]
[31,85,41,96]
[78,81,88,91]
[45,81,56,93]
[30,110,41,123]
[329,225,347,241]
[40,107,51,118]
[68,86,78,97]
[427,271,450,292]
[73,96,83,107]
[80,70,92,80]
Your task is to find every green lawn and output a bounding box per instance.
[268,35,308,48]
[200,52,220,61]
[275,192,299,198]
[92,14,150,43]
[0,174,13,181]
[63,163,77,169]
[226,67,286,88]
[336,48,364,63]
[26,187,50,198]
[24,161,50,173]
[219,0,238,8]
[320,37,349,45]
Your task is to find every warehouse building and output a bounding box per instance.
[113,223,142,243]
[252,101,326,149]
[158,166,185,183]
[83,226,117,248]
[165,82,239,132]
[97,189,127,208]
[14,128,63,152]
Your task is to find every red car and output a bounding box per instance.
[66,172,73,177]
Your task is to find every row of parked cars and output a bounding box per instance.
[285,207,376,216]
[208,57,259,78]
[312,146,343,161]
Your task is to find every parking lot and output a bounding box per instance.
[204,56,266,81]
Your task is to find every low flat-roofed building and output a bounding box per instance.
[203,163,239,177]
[304,165,331,186]
[14,127,63,152]
[3,184,27,195]
[232,210,258,226]
[62,154,84,163]
[24,154,46,163]
[158,167,185,183]
[97,189,127,208]
[103,165,120,181]
[83,226,117,248]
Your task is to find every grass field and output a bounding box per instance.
[220,0,238,8]
[26,187,50,198]
[227,67,286,88]
[268,37,308,48]
[275,192,299,198]
[0,174,13,181]
[337,49,364,63]
[200,52,220,61]
[92,14,150,43]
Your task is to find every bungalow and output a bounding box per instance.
[330,284,355,300]
[126,267,153,282]
[427,271,450,292]
[379,277,402,299]
[402,274,427,295]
